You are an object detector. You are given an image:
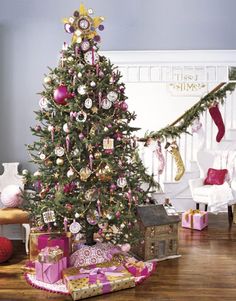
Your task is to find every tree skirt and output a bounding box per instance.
[24,259,157,295]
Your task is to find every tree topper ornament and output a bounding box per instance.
[63,4,105,44]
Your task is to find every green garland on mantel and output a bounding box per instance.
[141,68,236,142]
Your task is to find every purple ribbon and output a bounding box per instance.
[66,266,124,294]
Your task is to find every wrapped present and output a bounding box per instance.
[36,256,67,284]
[29,231,60,261]
[38,233,71,258]
[182,209,208,230]
[63,260,135,300]
[38,246,64,263]
[123,257,149,277]
[70,242,121,267]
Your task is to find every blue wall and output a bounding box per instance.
[0,0,236,170]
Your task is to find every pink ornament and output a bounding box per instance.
[79,133,84,140]
[110,183,117,191]
[121,243,131,253]
[66,135,70,151]
[119,85,125,93]
[114,132,123,141]
[120,101,128,111]
[1,185,23,208]
[70,111,78,120]
[104,149,113,155]
[65,203,73,210]
[115,211,121,219]
[53,85,74,105]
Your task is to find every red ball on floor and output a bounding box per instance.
[0,237,13,263]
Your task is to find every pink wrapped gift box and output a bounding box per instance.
[36,257,67,284]
[182,209,208,230]
[38,234,70,257]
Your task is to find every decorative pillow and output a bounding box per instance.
[1,185,23,208]
[204,168,228,185]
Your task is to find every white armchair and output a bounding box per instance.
[189,149,236,225]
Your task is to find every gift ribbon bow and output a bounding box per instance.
[39,246,63,263]
[185,209,206,228]
[67,266,124,294]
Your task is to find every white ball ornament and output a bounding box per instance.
[63,123,70,133]
[44,76,51,84]
[22,169,29,175]
[39,153,46,160]
[75,212,80,218]
[48,125,54,132]
[77,72,82,78]
[1,185,23,208]
[34,171,41,177]
[73,148,79,156]
[67,168,74,178]
[77,85,86,95]
[90,81,96,87]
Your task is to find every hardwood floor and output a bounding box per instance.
[0,213,236,301]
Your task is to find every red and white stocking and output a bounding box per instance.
[209,104,225,143]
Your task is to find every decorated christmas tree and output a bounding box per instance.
[24,4,156,247]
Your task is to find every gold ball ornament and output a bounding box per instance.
[45,159,53,166]
[79,167,92,181]
[94,151,102,159]
[56,158,64,165]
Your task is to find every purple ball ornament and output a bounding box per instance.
[53,85,74,105]
[94,35,101,42]
[73,10,80,17]
[98,24,104,31]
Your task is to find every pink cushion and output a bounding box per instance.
[204,168,228,185]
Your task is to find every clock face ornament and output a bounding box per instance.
[84,98,93,109]
[69,221,82,234]
[78,16,91,32]
[101,98,112,110]
[84,50,99,65]
[107,91,118,102]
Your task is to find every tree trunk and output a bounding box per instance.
[85,221,96,246]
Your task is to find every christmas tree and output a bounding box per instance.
[25,4,156,246]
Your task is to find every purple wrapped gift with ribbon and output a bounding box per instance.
[62,261,135,300]
[38,233,70,257]
[36,257,67,284]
